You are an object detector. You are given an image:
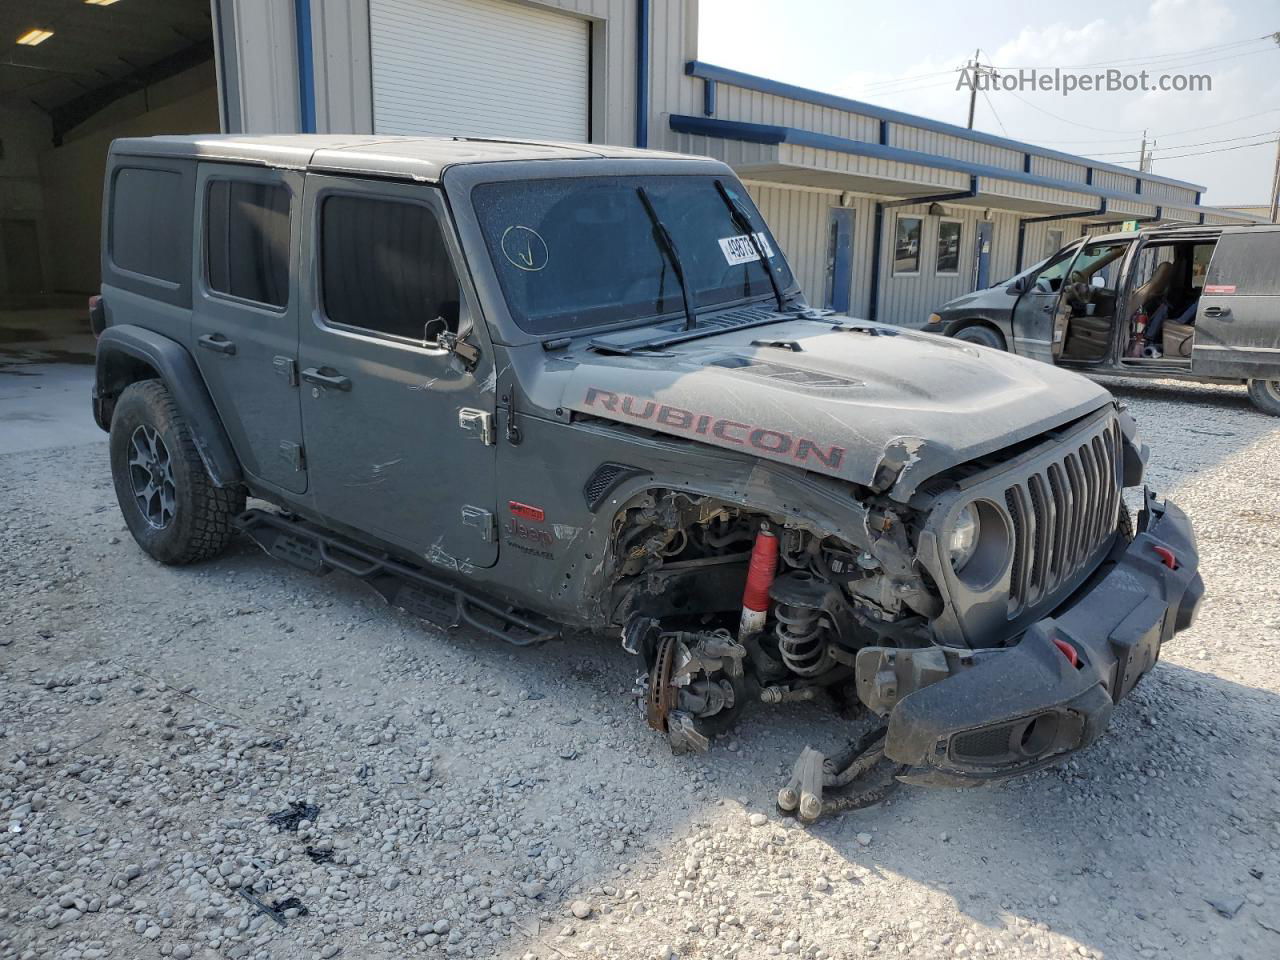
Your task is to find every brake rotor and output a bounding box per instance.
[645,633,679,732]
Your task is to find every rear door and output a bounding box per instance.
[192,164,307,494]
[1192,228,1280,380]
[297,174,499,567]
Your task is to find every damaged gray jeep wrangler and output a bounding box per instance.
[91,135,1203,818]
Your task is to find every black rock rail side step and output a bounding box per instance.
[235,509,559,647]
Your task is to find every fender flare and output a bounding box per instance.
[95,324,243,488]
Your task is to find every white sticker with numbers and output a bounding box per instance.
[718,232,774,266]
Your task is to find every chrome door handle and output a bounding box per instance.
[1202,306,1230,319]
[197,333,236,355]
[300,367,352,391]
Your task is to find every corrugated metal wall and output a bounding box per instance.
[312,0,374,132]
[877,203,1007,326]
[217,0,300,134]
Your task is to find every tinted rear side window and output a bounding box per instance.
[111,167,184,282]
[320,194,460,340]
[1205,232,1280,296]
[206,180,291,307]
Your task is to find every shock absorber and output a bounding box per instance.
[738,523,778,641]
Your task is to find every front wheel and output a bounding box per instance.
[109,379,245,564]
[1247,379,1280,417]
[953,325,1006,350]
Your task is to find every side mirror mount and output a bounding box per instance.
[1009,275,1029,295]
[423,316,449,344]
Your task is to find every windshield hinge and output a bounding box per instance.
[437,330,480,374]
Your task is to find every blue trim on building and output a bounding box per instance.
[634,0,649,148]
[878,119,888,146]
[293,0,316,133]
[683,61,1207,194]
[703,78,716,117]
[1015,201,1106,270]
[669,114,1180,211]
[1023,153,1031,173]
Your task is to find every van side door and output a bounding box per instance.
[191,164,307,494]
[296,175,499,568]
[1192,227,1280,381]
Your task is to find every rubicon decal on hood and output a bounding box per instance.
[584,387,845,470]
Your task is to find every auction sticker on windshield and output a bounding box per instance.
[719,232,774,266]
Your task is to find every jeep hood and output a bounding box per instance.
[556,317,1113,500]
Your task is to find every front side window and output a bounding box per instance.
[893,217,921,275]
[1030,242,1081,293]
[470,175,795,335]
[206,180,291,308]
[1069,241,1129,289]
[111,167,184,282]
[320,194,461,341]
[936,220,962,275]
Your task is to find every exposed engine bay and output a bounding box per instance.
[609,489,945,817]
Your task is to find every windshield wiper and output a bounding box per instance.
[714,179,787,312]
[636,186,698,331]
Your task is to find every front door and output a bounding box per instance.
[823,207,855,312]
[1009,240,1080,364]
[297,174,499,568]
[973,220,992,290]
[1192,229,1280,380]
[192,164,308,494]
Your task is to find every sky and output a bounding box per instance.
[698,0,1280,207]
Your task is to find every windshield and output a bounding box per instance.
[471,175,795,335]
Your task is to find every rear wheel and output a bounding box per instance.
[953,324,1006,350]
[109,379,244,564]
[1247,379,1280,417]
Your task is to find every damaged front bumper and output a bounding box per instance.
[883,490,1203,787]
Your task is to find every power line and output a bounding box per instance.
[991,32,1277,71]
[979,86,1009,136]
[1002,89,1142,134]
[1094,135,1278,163]
[1085,128,1280,157]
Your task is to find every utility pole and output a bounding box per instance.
[962,50,999,129]
[1270,133,1280,224]
[1138,130,1148,172]
[966,48,980,129]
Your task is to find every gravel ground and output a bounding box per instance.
[2,376,1279,960]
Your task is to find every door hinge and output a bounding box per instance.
[273,356,298,387]
[458,408,495,445]
[279,440,305,471]
[461,505,496,542]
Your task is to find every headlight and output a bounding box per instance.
[926,313,943,325]
[947,504,980,571]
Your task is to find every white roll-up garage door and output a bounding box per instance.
[369,0,590,141]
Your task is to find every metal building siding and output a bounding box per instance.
[648,0,700,149]
[223,0,301,134]
[878,205,1000,326]
[369,0,590,140]
[1030,155,1088,184]
[312,0,374,133]
[746,183,829,308]
[889,126,1023,172]
[1092,169,1137,193]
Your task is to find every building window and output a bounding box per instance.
[205,180,291,308]
[893,216,921,275]
[1043,228,1065,259]
[936,220,962,275]
[110,167,184,282]
[320,194,461,341]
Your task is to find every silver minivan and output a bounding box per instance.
[925,223,1280,416]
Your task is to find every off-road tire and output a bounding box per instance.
[1247,379,1280,417]
[953,324,1005,350]
[109,379,244,564]
[1118,503,1134,543]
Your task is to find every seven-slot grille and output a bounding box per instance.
[1004,416,1123,618]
